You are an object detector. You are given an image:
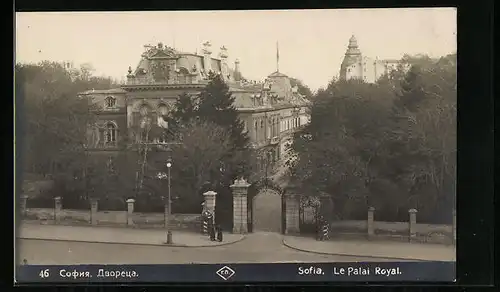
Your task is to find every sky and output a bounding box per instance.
[16,8,456,91]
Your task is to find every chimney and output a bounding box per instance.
[202,41,212,73]
[234,58,241,81]
[219,46,229,79]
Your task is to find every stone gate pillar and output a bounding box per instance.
[284,193,300,234]
[203,191,217,221]
[230,178,250,234]
[20,195,28,217]
[90,198,99,225]
[54,196,62,223]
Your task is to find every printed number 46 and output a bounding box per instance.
[39,269,50,278]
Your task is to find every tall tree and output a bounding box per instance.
[196,72,252,178]
[197,72,249,149]
[288,54,456,223]
[144,120,234,213]
[16,61,122,207]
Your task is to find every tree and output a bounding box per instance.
[196,72,252,178]
[386,56,457,221]
[166,92,198,138]
[288,79,394,220]
[289,77,314,99]
[149,120,234,213]
[197,72,248,149]
[288,54,456,223]
[16,61,121,207]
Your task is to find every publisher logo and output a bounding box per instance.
[216,266,235,280]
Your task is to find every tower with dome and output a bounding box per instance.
[339,35,404,83]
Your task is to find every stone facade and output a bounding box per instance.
[78,41,310,178]
[339,35,410,83]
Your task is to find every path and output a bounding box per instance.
[283,235,456,262]
[18,223,244,247]
[18,232,407,265]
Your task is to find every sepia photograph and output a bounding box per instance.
[15,8,456,268]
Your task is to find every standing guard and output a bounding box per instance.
[207,212,216,241]
[201,209,213,235]
[316,215,330,241]
[216,224,223,242]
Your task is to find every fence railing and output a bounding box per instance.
[20,196,201,231]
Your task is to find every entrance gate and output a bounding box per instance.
[252,188,281,232]
[247,179,285,234]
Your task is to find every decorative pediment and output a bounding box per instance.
[145,43,178,60]
[149,48,177,59]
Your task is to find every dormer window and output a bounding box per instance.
[105,96,117,109]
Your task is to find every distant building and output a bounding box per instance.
[79,41,310,177]
[339,35,410,83]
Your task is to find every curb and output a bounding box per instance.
[282,239,447,262]
[17,235,246,248]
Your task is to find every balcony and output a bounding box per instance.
[126,76,204,86]
[270,136,279,145]
[86,141,119,151]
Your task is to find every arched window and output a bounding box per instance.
[157,104,170,129]
[105,96,117,109]
[178,67,190,84]
[139,104,151,116]
[157,104,170,116]
[104,122,117,145]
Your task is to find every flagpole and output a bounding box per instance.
[276,41,280,73]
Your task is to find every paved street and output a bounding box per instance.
[18,223,244,247]
[283,236,456,262]
[17,232,409,265]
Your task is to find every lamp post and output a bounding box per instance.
[165,146,173,244]
[155,145,174,244]
[265,150,272,181]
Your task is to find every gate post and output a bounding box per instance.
[230,178,250,234]
[203,191,217,222]
[284,193,300,234]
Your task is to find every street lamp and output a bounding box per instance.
[265,150,273,180]
[165,146,173,244]
[157,147,173,244]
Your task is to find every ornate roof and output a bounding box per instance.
[268,71,288,78]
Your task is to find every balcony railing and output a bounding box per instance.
[86,141,118,150]
[126,76,205,86]
[270,136,279,145]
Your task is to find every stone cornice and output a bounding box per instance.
[236,103,308,113]
[122,84,206,92]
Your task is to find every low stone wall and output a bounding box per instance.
[329,220,453,245]
[23,208,200,231]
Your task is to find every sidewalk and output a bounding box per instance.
[283,235,456,262]
[17,223,245,247]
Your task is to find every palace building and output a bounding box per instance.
[79,41,310,175]
[339,35,410,83]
